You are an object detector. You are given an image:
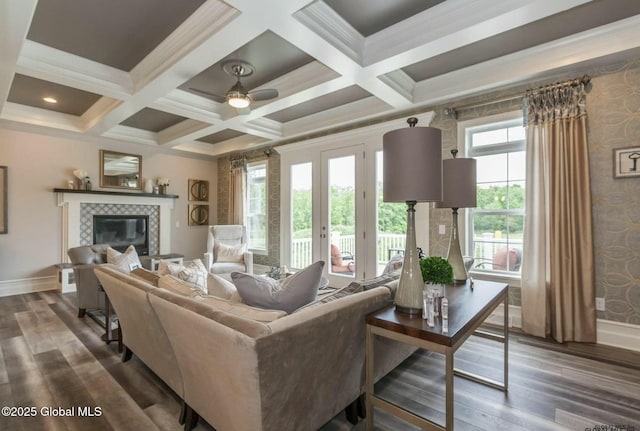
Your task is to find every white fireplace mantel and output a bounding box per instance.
[54,189,177,263]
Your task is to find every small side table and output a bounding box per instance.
[366,280,508,431]
[54,263,76,293]
[140,253,184,271]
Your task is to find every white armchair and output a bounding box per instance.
[204,225,253,276]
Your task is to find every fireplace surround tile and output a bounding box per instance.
[80,203,160,255]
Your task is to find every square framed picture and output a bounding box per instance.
[188,204,209,226]
[613,146,640,178]
[188,179,209,201]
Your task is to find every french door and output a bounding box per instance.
[320,146,365,286]
[285,145,365,287]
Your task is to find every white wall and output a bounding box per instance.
[0,127,217,285]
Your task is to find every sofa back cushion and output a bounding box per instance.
[149,288,272,338]
[232,261,324,313]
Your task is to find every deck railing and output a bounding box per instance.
[290,233,406,269]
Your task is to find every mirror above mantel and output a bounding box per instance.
[100,150,142,190]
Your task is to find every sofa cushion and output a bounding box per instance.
[158,274,203,297]
[294,282,364,312]
[158,259,208,293]
[194,295,286,322]
[215,241,246,263]
[207,273,241,301]
[107,245,142,272]
[231,261,325,313]
[345,272,400,294]
[131,267,160,286]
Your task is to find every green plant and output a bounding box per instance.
[420,256,454,285]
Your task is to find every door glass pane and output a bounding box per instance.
[291,163,312,270]
[376,151,406,275]
[328,155,355,277]
[246,162,267,250]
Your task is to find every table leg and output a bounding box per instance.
[366,325,374,431]
[503,294,509,391]
[446,348,454,430]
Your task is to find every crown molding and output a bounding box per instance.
[294,2,364,65]
[413,15,640,106]
[1,102,83,132]
[17,40,133,99]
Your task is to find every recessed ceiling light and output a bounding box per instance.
[43,97,57,104]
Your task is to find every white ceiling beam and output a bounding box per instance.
[86,5,264,136]
[282,96,391,138]
[413,15,640,106]
[16,41,133,100]
[0,0,38,114]
[101,125,158,146]
[294,1,365,65]
[151,90,224,124]
[157,119,215,147]
[2,102,84,132]
[363,0,591,71]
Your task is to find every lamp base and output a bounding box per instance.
[447,208,469,284]
[393,201,425,314]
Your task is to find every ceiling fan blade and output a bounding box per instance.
[187,88,226,104]
[248,88,278,101]
[236,106,251,115]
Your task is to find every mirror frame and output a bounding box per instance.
[100,150,142,190]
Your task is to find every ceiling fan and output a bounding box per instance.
[189,60,279,114]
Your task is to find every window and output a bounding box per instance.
[464,116,525,275]
[246,161,268,252]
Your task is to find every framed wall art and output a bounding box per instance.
[613,146,640,178]
[188,179,209,201]
[188,204,209,226]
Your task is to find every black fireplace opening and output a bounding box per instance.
[93,215,149,256]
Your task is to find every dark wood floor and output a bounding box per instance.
[1,291,639,431]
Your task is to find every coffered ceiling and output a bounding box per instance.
[2,0,640,157]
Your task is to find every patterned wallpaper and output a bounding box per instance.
[587,59,640,324]
[428,59,640,322]
[217,150,281,267]
[216,58,640,324]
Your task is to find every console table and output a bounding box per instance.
[365,279,508,431]
[140,253,184,271]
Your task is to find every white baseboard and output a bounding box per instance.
[0,276,58,297]
[485,304,640,352]
[596,318,640,352]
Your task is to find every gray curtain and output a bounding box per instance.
[521,78,596,343]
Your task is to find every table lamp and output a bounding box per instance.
[383,118,443,314]
[435,149,477,283]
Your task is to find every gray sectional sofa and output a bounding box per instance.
[94,264,413,431]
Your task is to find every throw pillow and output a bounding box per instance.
[106,245,142,273]
[214,241,246,263]
[207,273,241,301]
[158,259,208,293]
[231,261,325,313]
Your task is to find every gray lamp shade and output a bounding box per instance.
[435,157,477,209]
[383,126,443,202]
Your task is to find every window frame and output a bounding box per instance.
[459,111,525,280]
[245,160,269,255]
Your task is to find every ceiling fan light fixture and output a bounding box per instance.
[227,92,250,108]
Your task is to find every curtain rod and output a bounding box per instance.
[445,75,591,117]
